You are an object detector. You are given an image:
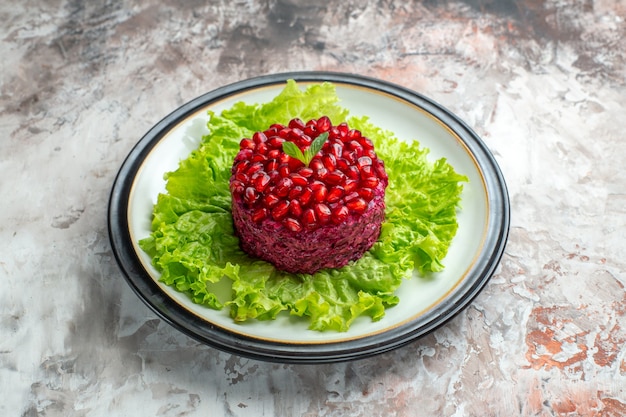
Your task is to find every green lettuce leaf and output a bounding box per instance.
[139,80,468,332]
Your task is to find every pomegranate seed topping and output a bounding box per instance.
[246,162,264,176]
[374,160,388,180]
[234,172,248,184]
[344,191,359,202]
[346,198,368,213]
[317,116,331,132]
[357,156,373,168]
[265,159,279,172]
[330,142,343,158]
[310,159,324,171]
[358,187,374,200]
[322,154,337,171]
[345,166,360,180]
[244,187,258,204]
[267,149,281,159]
[288,185,303,199]
[314,203,331,224]
[278,163,290,178]
[325,171,346,186]
[252,172,270,192]
[289,200,303,217]
[298,167,314,178]
[331,205,349,224]
[344,180,358,193]
[361,137,374,149]
[240,138,255,150]
[230,116,387,233]
[299,188,313,206]
[283,217,303,232]
[288,118,305,130]
[275,177,293,197]
[263,193,280,207]
[268,136,284,148]
[314,167,329,180]
[360,165,375,179]
[347,129,361,141]
[251,207,268,223]
[361,176,379,189]
[336,158,349,171]
[301,208,317,228]
[327,186,345,203]
[311,181,328,203]
[290,173,308,187]
[271,200,290,221]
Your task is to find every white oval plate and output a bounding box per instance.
[108,72,509,363]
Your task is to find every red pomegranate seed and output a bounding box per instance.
[314,203,331,224]
[330,142,343,158]
[358,187,374,200]
[288,185,303,199]
[265,159,279,172]
[252,172,270,192]
[325,171,346,186]
[327,186,345,203]
[278,163,290,178]
[256,142,269,155]
[275,177,293,197]
[251,207,268,222]
[344,191,359,202]
[361,137,374,149]
[374,160,388,180]
[288,118,305,130]
[267,149,281,159]
[253,131,267,144]
[357,156,373,168]
[235,148,253,163]
[346,198,368,213]
[310,158,324,171]
[314,167,329,180]
[301,208,317,228]
[298,188,313,206]
[331,205,349,224]
[311,182,328,202]
[289,200,303,217]
[322,154,336,171]
[230,180,244,195]
[268,136,284,148]
[263,193,280,207]
[290,173,308,187]
[336,158,349,171]
[347,129,361,141]
[234,160,250,174]
[240,138,255,150]
[246,162,264,176]
[283,217,302,232]
[361,176,379,189]
[234,172,249,184]
[342,150,357,164]
[250,153,268,163]
[244,187,258,204]
[344,180,358,193]
[360,165,375,179]
[271,200,290,220]
[317,116,331,132]
[345,166,360,180]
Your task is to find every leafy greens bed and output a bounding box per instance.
[139,80,468,332]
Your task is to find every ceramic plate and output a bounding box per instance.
[108,71,509,363]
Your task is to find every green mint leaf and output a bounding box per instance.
[282,132,329,166]
[304,132,329,165]
[282,141,306,163]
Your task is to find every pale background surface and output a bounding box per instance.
[1,1,625,416]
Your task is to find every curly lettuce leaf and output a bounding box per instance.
[139,80,467,332]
